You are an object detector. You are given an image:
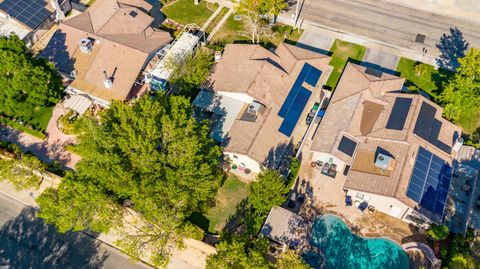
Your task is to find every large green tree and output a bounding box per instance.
[37,94,223,266]
[37,172,121,233]
[0,35,62,125]
[170,49,214,99]
[275,250,311,269]
[440,48,480,134]
[249,169,289,215]
[206,239,271,269]
[0,153,45,191]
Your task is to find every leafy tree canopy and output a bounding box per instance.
[37,172,121,233]
[426,224,449,241]
[170,49,214,99]
[0,35,63,124]
[276,249,311,269]
[440,48,480,134]
[37,94,223,266]
[0,153,44,191]
[206,239,271,269]
[249,169,289,215]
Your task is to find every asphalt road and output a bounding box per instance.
[300,0,480,55]
[0,193,150,269]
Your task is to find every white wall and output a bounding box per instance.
[217,91,254,104]
[226,152,262,174]
[346,189,411,219]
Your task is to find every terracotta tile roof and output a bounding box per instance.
[42,0,172,102]
[210,43,331,164]
[310,63,463,206]
[62,0,171,53]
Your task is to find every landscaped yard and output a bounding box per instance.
[211,15,303,47]
[326,39,367,89]
[396,57,454,100]
[191,174,250,234]
[162,0,213,27]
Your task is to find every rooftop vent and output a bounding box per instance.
[103,70,113,89]
[79,38,93,54]
[415,34,426,44]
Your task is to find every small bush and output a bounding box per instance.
[426,224,449,241]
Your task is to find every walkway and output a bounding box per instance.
[403,242,442,269]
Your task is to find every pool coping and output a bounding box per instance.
[318,212,405,249]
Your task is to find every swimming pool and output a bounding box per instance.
[304,215,409,269]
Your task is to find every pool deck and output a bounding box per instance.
[296,148,424,244]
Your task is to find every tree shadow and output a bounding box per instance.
[263,141,294,174]
[39,30,76,77]
[436,27,469,71]
[0,207,108,268]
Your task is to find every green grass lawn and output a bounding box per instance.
[211,14,249,44]
[326,39,367,89]
[162,0,213,27]
[191,174,250,234]
[396,57,454,100]
[211,15,303,47]
[205,7,228,34]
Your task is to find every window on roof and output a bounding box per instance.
[338,136,357,157]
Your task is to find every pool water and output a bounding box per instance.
[304,215,409,269]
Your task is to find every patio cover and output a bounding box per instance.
[64,94,92,115]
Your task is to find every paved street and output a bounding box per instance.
[300,0,480,57]
[0,193,150,269]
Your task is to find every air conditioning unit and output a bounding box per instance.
[79,38,93,54]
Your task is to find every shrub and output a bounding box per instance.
[426,224,449,241]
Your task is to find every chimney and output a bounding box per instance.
[103,70,113,89]
[50,0,65,21]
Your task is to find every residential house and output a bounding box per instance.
[193,43,331,176]
[310,63,463,226]
[0,0,71,47]
[40,0,172,108]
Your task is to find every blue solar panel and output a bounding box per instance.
[0,0,52,30]
[304,64,322,87]
[278,64,311,117]
[279,87,311,137]
[406,147,452,221]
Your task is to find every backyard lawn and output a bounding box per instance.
[326,39,367,89]
[396,57,454,100]
[191,174,250,234]
[162,0,213,27]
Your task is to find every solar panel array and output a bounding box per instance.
[413,101,452,154]
[406,147,452,218]
[277,63,321,137]
[0,0,52,30]
[338,136,357,157]
[278,87,312,136]
[386,97,412,130]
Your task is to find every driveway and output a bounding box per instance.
[297,31,334,54]
[299,0,480,58]
[362,48,399,73]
